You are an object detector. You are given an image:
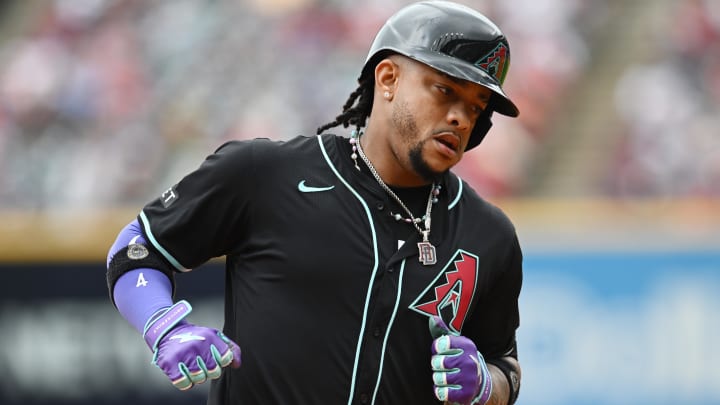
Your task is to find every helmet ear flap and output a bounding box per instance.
[465,108,493,151]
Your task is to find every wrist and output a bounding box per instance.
[486,357,521,405]
[472,351,493,405]
[143,300,193,350]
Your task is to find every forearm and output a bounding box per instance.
[485,364,508,405]
[113,268,174,333]
[485,356,521,405]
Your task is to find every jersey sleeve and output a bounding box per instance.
[137,140,258,270]
[465,231,523,360]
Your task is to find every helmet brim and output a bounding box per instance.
[363,48,519,118]
[407,49,519,117]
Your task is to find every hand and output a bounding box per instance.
[143,300,241,390]
[429,316,492,405]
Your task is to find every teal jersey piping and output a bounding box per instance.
[370,259,407,404]
[448,175,463,210]
[138,210,187,272]
[317,136,381,405]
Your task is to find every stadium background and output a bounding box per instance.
[0,0,718,404]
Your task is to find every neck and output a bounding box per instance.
[358,128,430,187]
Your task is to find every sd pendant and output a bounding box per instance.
[417,241,437,266]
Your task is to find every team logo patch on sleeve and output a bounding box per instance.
[160,185,179,208]
[409,250,479,334]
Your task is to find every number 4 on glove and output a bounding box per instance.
[429,315,492,405]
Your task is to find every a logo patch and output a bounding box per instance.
[160,186,179,208]
[409,250,479,334]
[474,43,509,84]
[127,243,149,260]
[169,332,206,344]
[297,180,335,193]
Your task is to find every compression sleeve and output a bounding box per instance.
[114,269,173,333]
[107,219,175,334]
[107,219,144,267]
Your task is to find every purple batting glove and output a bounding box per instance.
[429,316,492,405]
[143,300,241,390]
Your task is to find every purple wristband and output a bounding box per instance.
[113,268,174,333]
[473,352,493,405]
[143,300,192,350]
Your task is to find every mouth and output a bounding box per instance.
[433,132,460,155]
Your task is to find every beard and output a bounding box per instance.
[393,100,445,183]
[409,144,443,182]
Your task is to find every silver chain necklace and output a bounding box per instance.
[351,130,438,266]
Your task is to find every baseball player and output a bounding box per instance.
[106,2,522,404]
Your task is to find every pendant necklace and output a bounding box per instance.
[350,130,439,266]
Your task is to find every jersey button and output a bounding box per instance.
[373,327,382,337]
[360,393,370,404]
[375,202,385,210]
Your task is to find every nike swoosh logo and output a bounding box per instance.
[298,180,335,193]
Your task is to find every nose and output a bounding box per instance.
[446,102,473,131]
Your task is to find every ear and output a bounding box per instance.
[374,58,400,98]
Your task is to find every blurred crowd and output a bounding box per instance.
[607,0,720,197]
[0,0,608,209]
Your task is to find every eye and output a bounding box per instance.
[436,84,452,95]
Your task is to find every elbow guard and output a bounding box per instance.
[486,340,521,405]
[106,218,177,306]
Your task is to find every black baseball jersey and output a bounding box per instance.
[138,134,522,405]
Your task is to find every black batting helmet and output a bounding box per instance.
[362,1,519,150]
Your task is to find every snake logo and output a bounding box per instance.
[409,250,479,334]
[474,43,509,84]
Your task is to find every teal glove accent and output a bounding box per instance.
[429,316,492,405]
[143,300,241,390]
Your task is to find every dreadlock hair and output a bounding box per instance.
[316,74,374,135]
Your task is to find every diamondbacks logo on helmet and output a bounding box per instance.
[475,43,509,84]
[409,250,479,334]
